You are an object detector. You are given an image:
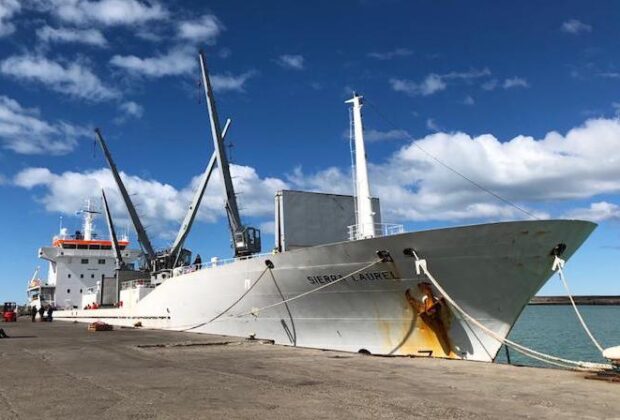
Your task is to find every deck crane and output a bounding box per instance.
[169,119,231,268]
[198,50,261,257]
[100,188,125,271]
[94,128,156,270]
[95,119,234,274]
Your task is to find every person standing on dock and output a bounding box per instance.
[47,306,54,322]
[38,306,45,321]
[30,306,37,322]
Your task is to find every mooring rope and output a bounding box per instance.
[552,256,606,354]
[408,250,612,371]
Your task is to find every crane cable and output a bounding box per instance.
[364,99,539,221]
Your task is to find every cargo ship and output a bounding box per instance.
[49,51,595,363]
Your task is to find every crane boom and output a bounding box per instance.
[198,50,242,233]
[101,188,123,270]
[169,119,231,265]
[94,128,156,263]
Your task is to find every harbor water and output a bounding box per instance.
[496,305,620,367]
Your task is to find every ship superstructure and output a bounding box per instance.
[48,50,596,364]
[28,201,141,309]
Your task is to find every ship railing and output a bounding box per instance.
[120,279,155,290]
[347,223,405,241]
[173,252,275,276]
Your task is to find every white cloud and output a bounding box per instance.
[36,25,107,47]
[481,79,498,91]
[463,95,475,106]
[114,101,144,123]
[363,129,410,143]
[14,163,289,240]
[0,95,89,155]
[426,118,441,131]
[565,202,620,222]
[211,71,256,92]
[111,47,255,91]
[561,19,592,34]
[119,101,143,118]
[110,47,195,77]
[292,117,620,222]
[276,54,305,70]
[0,173,7,185]
[0,53,119,101]
[0,0,20,37]
[36,0,168,26]
[390,74,446,96]
[503,77,529,89]
[390,68,490,96]
[15,116,620,228]
[368,48,412,60]
[178,14,224,44]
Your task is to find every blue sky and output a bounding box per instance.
[0,0,619,302]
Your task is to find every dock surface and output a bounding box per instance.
[0,320,618,419]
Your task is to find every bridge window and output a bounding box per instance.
[81,259,89,264]
[98,259,106,264]
[80,274,84,279]
[67,289,70,294]
[67,274,71,278]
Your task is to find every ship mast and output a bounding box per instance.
[345,93,375,239]
[81,199,99,240]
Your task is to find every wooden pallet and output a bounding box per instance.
[88,322,113,332]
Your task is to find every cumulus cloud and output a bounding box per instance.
[463,95,475,106]
[503,77,529,89]
[0,53,119,101]
[210,71,256,92]
[368,48,412,60]
[34,0,168,26]
[14,163,288,240]
[0,95,89,154]
[178,14,223,44]
[0,0,20,37]
[482,77,529,91]
[114,101,144,124]
[363,129,410,143]
[14,117,620,229]
[110,47,255,91]
[561,19,592,34]
[36,25,108,47]
[110,47,196,77]
[292,117,620,222]
[564,202,620,222]
[390,68,490,96]
[390,74,446,96]
[276,54,305,70]
[119,101,143,118]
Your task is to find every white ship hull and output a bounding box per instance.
[54,219,595,362]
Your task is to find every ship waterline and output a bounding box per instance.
[54,219,595,362]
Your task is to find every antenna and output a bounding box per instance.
[94,128,156,266]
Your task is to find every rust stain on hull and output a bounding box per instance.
[378,284,459,359]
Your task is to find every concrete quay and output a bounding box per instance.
[0,320,618,419]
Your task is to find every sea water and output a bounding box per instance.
[495,305,620,367]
